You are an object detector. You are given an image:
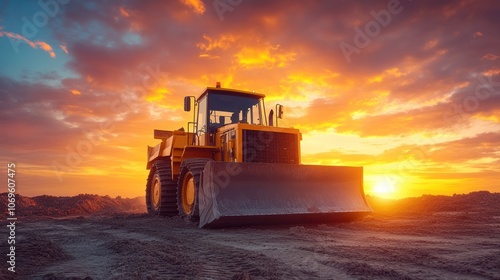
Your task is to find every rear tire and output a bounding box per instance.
[146,159,178,216]
[177,158,211,222]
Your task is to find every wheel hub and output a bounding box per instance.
[182,173,195,215]
[152,177,161,209]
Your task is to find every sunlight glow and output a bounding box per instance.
[372,179,397,199]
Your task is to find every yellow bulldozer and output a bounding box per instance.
[146,83,371,228]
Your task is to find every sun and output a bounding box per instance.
[372,180,396,199]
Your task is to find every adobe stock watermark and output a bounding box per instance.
[6,163,17,273]
[198,130,274,221]
[8,0,70,54]
[199,130,274,199]
[443,73,500,125]
[212,0,244,21]
[395,146,428,180]
[51,65,168,182]
[339,0,408,63]
[389,71,499,190]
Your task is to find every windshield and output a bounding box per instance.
[207,92,264,131]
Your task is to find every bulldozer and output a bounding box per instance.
[145,83,372,228]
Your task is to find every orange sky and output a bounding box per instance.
[0,0,499,199]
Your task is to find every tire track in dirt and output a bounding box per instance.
[15,212,500,280]
[97,220,315,279]
[283,223,500,280]
[26,222,118,279]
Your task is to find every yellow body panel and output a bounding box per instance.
[147,123,302,179]
[147,130,194,179]
[215,123,302,163]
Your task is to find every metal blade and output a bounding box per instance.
[198,162,372,228]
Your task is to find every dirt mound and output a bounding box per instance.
[2,191,497,219]
[368,191,500,215]
[0,193,146,218]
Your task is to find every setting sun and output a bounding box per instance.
[372,179,397,199]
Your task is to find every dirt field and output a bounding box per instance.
[2,209,499,280]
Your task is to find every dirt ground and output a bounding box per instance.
[2,210,499,280]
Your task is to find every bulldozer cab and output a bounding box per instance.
[186,88,267,146]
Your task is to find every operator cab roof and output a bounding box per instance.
[197,87,266,101]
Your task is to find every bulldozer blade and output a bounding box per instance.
[198,161,372,228]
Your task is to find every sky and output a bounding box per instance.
[0,0,499,199]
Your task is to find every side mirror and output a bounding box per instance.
[184,96,191,112]
[276,104,284,119]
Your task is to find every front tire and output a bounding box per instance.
[146,159,178,216]
[177,158,210,222]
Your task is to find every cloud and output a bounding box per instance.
[35,41,56,58]
[235,44,296,69]
[482,54,499,61]
[70,89,81,95]
[0,26,56,57]
[427,132,500,164]
[119,6,131,17]
[179,0,206,14]
[197,34,236,52]
[47,0,500,138]
[60,43,68,54]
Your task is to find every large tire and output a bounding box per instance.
[177,158,211,222]
[146,159,178,216]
